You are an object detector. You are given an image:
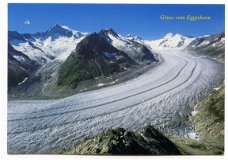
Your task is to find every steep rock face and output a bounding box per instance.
[188,32,225,50]
[8,44,40,88]
[8,55,29,88]
[8,44,40,72]
[98,29,157,63]
[187,32,225,60]
[57,32,136,88]
[64,125,181,155]
[9,31,49,64]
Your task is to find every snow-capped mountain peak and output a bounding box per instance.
[45,24,73,40]
[126,34,142,41]
[163,33,174,39]
[98,28,120,40]
[102,28,119,36]
[8,25,88,63]
[145,33,195,50]
[43,24,87,41]
[163,33,184,40]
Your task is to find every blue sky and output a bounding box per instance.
[8,4,225,39]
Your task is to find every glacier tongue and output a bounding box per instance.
[7,49,224,154]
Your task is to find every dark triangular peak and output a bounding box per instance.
[76,32,115,55]
[103,28,119,37]
[57,31,137,88]
[98,28,119,40]
[75,32,136,63]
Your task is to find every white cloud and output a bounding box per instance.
[24,20,31,25]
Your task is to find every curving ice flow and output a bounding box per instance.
[8,50,224,154]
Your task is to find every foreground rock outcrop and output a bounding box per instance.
[63,125,181,155]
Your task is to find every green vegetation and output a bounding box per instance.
[57,53,96,88]
[198,46,225,61]
[57,52,122,89]
[62,125,181,155]
[170,85,224,155]
[168,135,224,155]
[57,32,137,89]
[191,85,224,147]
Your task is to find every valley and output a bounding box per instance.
[7,49,224,153]
[5,2,226,156]
[7,25,225,154]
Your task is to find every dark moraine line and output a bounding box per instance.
[8,56,188,121]
[8,60,197,135]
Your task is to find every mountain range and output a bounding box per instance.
[144,33,195,50]
[8,24,225,97]
[187,32,225,59]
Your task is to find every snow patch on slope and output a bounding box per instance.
[107,33,149,63]
[12,42,47,64]
[33,36,85,61]
[18,77,28,85]
[61,25,87,38]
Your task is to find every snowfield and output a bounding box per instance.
[8,50,224,154]
[144,33,195,50]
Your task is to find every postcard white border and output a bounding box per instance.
[0,0,227,160]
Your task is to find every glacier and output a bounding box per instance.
[7,49,224,154]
